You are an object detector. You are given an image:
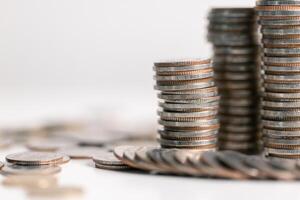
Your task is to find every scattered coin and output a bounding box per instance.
[93,150,130,170]
[6,152,64,165]
[0,164,61,175]
[59,147,107,159]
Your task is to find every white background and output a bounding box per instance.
[0,0,253,126]
[3,1,294,200]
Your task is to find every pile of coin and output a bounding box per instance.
[153,59,220,150]
[114,145,300,180]
[207,8,261,153]
[256,1,300,159]
[1,152,70,176]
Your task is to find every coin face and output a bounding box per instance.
[6,152,64,165]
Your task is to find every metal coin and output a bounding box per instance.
[154,58,211,67]
[262,120,300,128]
[158,119,219,127]
[153,63,212,72]
[158,138,217,147]
[59,147,107,159]
[93,150,126,166]
[6,152,64,165]
[158,129,218,139]
[154,71,214,81]
[0,164,61,175]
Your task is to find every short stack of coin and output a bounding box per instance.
[207,8,261,153]
[153,58,219,150]
[256,1,300,159]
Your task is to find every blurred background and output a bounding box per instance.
[0,0,253,127]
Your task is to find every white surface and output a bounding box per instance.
[2,0,299,200]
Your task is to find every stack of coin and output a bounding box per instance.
[207,8,261,153]
[153,58,219,150]
[256,1,300,159]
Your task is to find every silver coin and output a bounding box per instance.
[133,146,163,171]
[263,110,300,119]
[257,1,300,5]
[257,10,300,16]
[154,58,211,67]
[6,152,64,165]
[263,128,300,137]
[158,129,218,138]
[216,81,257,90]
[264,74,300,81]
[95,163,130,170]
[243,155,295,180]
[262,38,300,45]
[158,110,217,118]
[153,63,212,72]
[262,27,300,36]
[219,133,256,141]
[92,150,126,166]
[154,71,214,81]
[160,86,218,95]
[220,125,257,133]
[219,107,258,115]
[164,96,220,104]
[264,91,300,99]
[158,138,217,147]
[264,48,300,55]
[260,19,300,26]
[217,151,260,177]
[159,101,219,110]
[209,8,254,18]
[155,81,215,91]
[264,147,300,155]
[158,119,219,127]
[219,115,257,125]
[215,73,256,81]
[214,47,257,55]
[264,83,300,91]
[262,100,300,108]
[220,98,258,107]
[214,64,258,72]
[0,164,61,175]
[158,92,218,100]
[263,65,300,73]
[264,56,300,64]
[219,141,257,150]
[264,137,300,145]
[59,147,107,159]
[262,120,300,128]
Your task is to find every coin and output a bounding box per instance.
[0,164,61,175]
[92,150,127,166]
[27,186,83,198]
[59,147,107,159]
[6,152,64,165]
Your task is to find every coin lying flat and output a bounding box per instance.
[6,152,64,165]
[0,164,61,175]
[59,147,107,159]
[93,150,128,168]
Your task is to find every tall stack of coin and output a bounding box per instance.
[256,1,300,159]
[153,59,219,150]
[207,8,261,153]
